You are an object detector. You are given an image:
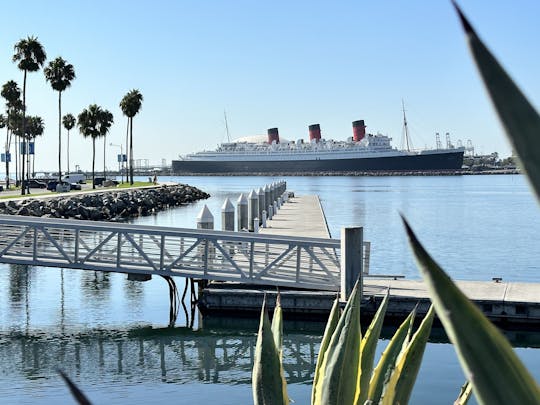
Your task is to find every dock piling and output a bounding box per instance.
[257,187,266,225]
[237,193,248,231]
[340,227,363,301]
[196,205,214,230]
[248,190,258,232]
[221,198,235,231]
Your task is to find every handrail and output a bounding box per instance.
[0,215,342,291]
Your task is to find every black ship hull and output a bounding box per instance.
[171,150,464,174]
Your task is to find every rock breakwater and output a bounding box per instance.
[0,184,209,221]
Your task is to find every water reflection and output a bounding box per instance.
[2,321,538,390]
[0,326,319,385]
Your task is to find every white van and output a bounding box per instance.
[63,173,86,184]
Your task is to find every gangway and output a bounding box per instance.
[0,214,342,292]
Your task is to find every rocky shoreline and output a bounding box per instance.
[0,184,210,221]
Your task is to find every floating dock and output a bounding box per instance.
[199,193,540,328]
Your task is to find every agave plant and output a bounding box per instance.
[252,286,435,405]
[395,4,540,404]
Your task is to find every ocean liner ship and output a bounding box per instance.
[171,119,465,174]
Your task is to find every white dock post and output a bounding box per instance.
[257,187,266,225]
[248,190,258,232]
[268,204,274,220]
[237,193,248,231]
[253,217,259,233]
[221,198,235,231]
[264,184,272,212]
[261,210,267,228]
[278,196,282,208]
[196,205,214,229]
[273,201,278,214]
[340,227,363,301]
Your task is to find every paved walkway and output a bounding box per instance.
[259,195,331,239]
[0,181,174,201]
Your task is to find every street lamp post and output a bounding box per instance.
[110,143,124,184]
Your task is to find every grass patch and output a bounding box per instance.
[115,181,155,189]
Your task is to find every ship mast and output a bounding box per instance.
[224,110,231,142]
[401,99,413,152]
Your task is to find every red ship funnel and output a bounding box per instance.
[267,128,280,144]
[352,120,366,142]
[308,124,321,142]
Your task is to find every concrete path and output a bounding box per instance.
[259,195,331,239]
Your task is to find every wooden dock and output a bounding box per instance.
[259,194,331,238]
[199,193,540,328]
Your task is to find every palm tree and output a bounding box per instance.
[44,57,75,183]
[78,105,114,189]
[1,80,22,189]
[13,36,46,195]
[119,89,143,185]
[62,113,76,174]
[26,115,44,177]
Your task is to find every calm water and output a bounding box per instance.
[1,174,539,404]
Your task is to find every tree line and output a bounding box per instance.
[0,35,143,194]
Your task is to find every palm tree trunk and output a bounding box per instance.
[103,136,106,177]
[129,117,134,185]
[15,134,18,186]
[26,137,31,194]
[125,118,129,184]
[92,138,96,189]
[58,91,62,182]
[21,70,27,195]
[5,125,10,189]
[67,129,70,174]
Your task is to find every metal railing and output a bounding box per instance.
[0,215,343,291]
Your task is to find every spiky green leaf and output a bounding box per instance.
[354,291,389,405]
[313,281,361,405]
[367,305,417,403]
[381,305,435,405]
[252,296,288,405]
[454,380,473,405]
[311,296,340,405]
[453,2,540,200]
[58,369,92,405]
[403,217,540,404]
[271,292,283,354]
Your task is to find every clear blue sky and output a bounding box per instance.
[1,1,539,172]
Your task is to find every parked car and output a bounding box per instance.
[63,173,86,184]
[47,180,60,191]
[93,177,118,187]
[93,177,105,186]
[23,179,47,189]
[69,183,82,190]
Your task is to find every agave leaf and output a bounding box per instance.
[252,295,288,405]
[453,1,540,200]
[58,369,92,405]
[271,292,283,354]
[311,296,341,405]
[454,380,473,405]
[381,305,435,405]
[354,291,389,405]
[270,291,289,403]
[367,304,417,404]
[313,280,361,405]
[403,217,540,404]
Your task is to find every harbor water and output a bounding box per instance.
[1,174,539,404]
